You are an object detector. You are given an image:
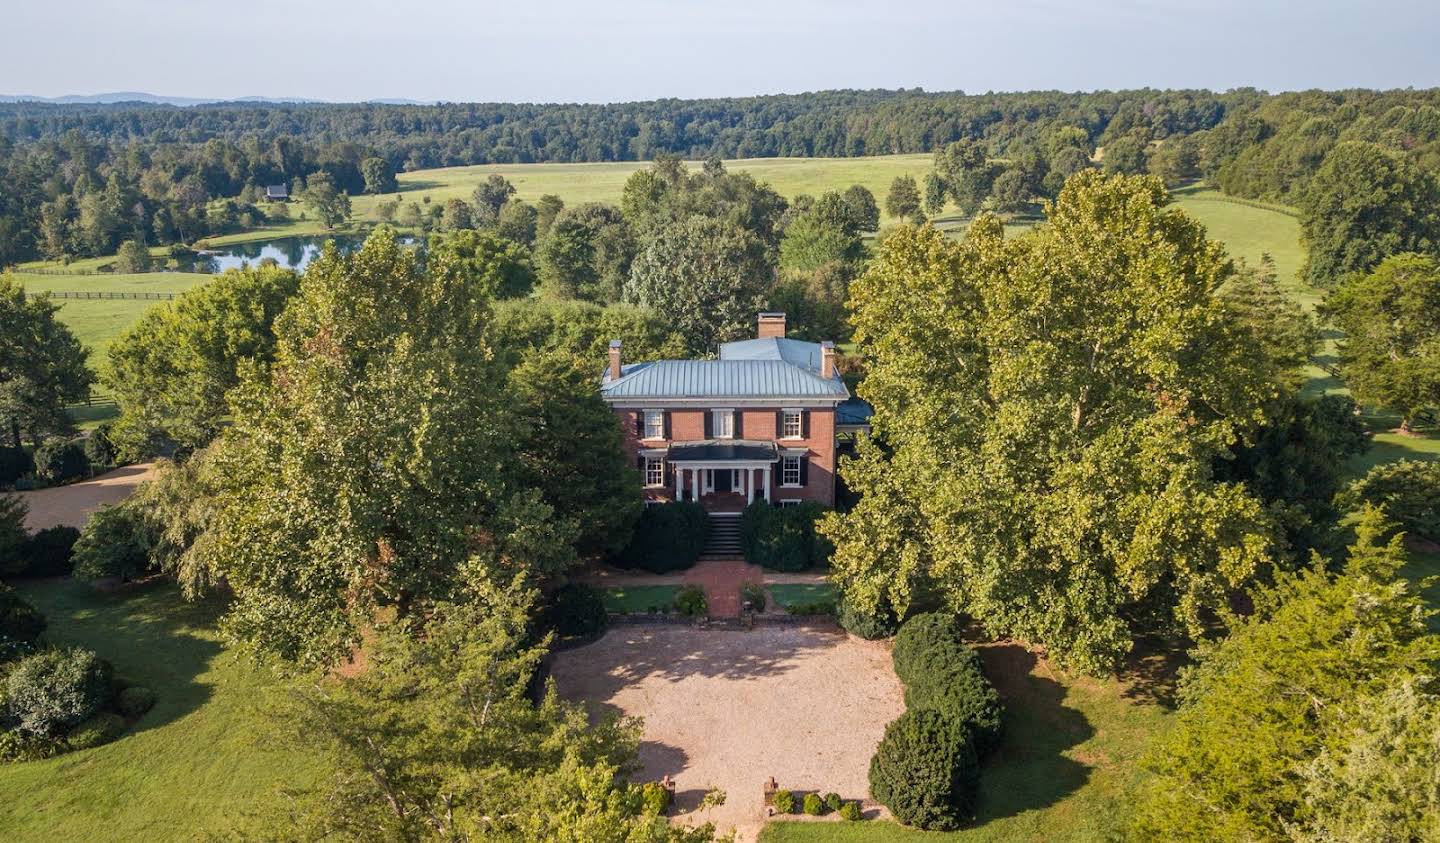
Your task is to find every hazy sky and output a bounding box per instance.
[7,0,1439,102]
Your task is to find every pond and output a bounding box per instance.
[183,235,416,273]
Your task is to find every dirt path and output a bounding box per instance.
[552,625,903,842]
[15,462,156,531]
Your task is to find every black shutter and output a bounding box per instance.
[634,411,642,437]
[736,411,744,439]
[775,410,783,438]
[800,455,809,486]
[801,410,809,439]
[637,454,645,472]
[704,410,713,439]
[663,411,671,440]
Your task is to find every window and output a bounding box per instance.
[711,409,734,439]
[644,457,665,488]
[643,410,665,440]
[779,499,802,508]
[781,455,802,487]
[781,409,803,439]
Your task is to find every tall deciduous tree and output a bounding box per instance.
[192,229,575,666]
[933,139,995,214]
[0,275,92,451]
[536,203,635,303]
[823,172,1283,673]
[302,171,352,229]
[105,266,299,459]
[624,216,773,356]
[1130,507,1440,842]
[1323,252,1440,429]
[427,228,536,300]
[885,175,923,224]
[360,157,397,195]
[1299,142,1440,288]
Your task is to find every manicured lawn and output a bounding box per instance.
[1401,548,1440,632]
[759,643,1173,843]
[601,585,682,614]
[768,583,837,609]
[0,580,322,841]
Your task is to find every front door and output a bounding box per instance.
[715,468,733,493]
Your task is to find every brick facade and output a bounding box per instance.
[617,406,837,507]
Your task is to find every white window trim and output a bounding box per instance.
[711,408,735,439]
[779,499,802,508]
[642,409,665,441]
[780,408,804,440]
[780,455,803,488]
[643,456,666,488]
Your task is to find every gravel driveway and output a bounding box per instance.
[551,624,904,841]
[15,462,156,531]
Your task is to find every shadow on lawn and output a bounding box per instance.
[33,578,222,737]
[972,643,1096,822]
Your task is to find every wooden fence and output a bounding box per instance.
[25,290,177,301]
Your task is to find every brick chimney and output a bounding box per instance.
[608,339,622,380]
[757,312,787,339]
[820,341,836,378]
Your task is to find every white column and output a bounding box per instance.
[691,468,700,502]
[761,466,771,502]
[674,464,682,501]
[745,468,754,504]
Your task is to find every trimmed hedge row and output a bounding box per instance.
[868,612,1004,831]
[892,613,1003,755]
[613,502,709,573]
[739,501,832,571]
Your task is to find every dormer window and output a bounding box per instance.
[711,409,734,439]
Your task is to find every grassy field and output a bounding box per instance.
[349,154,936,229]
[760,643,1172,843]
[768,583,837,610]
[0,580,322,842]
[12,272,210,359]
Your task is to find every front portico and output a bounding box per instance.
[665,440,778,510]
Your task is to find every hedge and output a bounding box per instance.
[22,525,80,577]
[869,708,980,831]
[739,501,832,571]
[547,583,608,638]
[0,584,46,660]
[4,648,114,737]
[33,438,90,486]
[892,613,1003,755]
[613,502,708,573]
[837,596,899,639]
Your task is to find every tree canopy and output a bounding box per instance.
[823,172,1287,673]
[0,275,92,450]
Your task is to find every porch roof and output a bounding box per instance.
[665,439,778,463]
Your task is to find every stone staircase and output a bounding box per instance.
[702,512,743,560]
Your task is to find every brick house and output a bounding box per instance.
[601,312,860,511]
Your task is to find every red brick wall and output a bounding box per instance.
[614,407,836,506]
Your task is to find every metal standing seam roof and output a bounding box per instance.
[666,440,779,462]
[601,336,849,400]
[600,359,848,399]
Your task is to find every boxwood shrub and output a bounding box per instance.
[117,685,157,718]
[4,647,114,737]
[869,708,980,831]
[836,596,899,639]
[33,438,90,486]
[65,711,126,750]
[739,501,831,571]
[839,800,863,821]
[674,585,707,618]
[614,502,708,573]
[892,612,1003,755]
[547,583,608,638]
[772,789,796,814]
[0,584,46,661]
[803,792,825,815]
[22,525,80,577]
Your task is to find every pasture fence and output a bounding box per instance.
[24,290,179,301]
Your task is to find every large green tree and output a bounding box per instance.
[258,578,713,842]
[0,275,92,451]
[105,266,299,459]
[535,203,635,303]
[1299,142,1440,288]
[886,175,924,223]
[302,171,352,230]
[823,172,1284,673]
[191,229,575,666]
[1323,252,1440,429]
[624,216,773,356]
[427,228,536,300]
[1129,507,1440,842]
[933,139,996,215]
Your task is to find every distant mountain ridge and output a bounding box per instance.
[0,92,431,106]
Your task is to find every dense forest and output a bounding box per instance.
[3,87,1440,270]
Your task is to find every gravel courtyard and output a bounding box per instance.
[551,624,904,841]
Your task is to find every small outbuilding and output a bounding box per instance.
[264,184,289,201]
